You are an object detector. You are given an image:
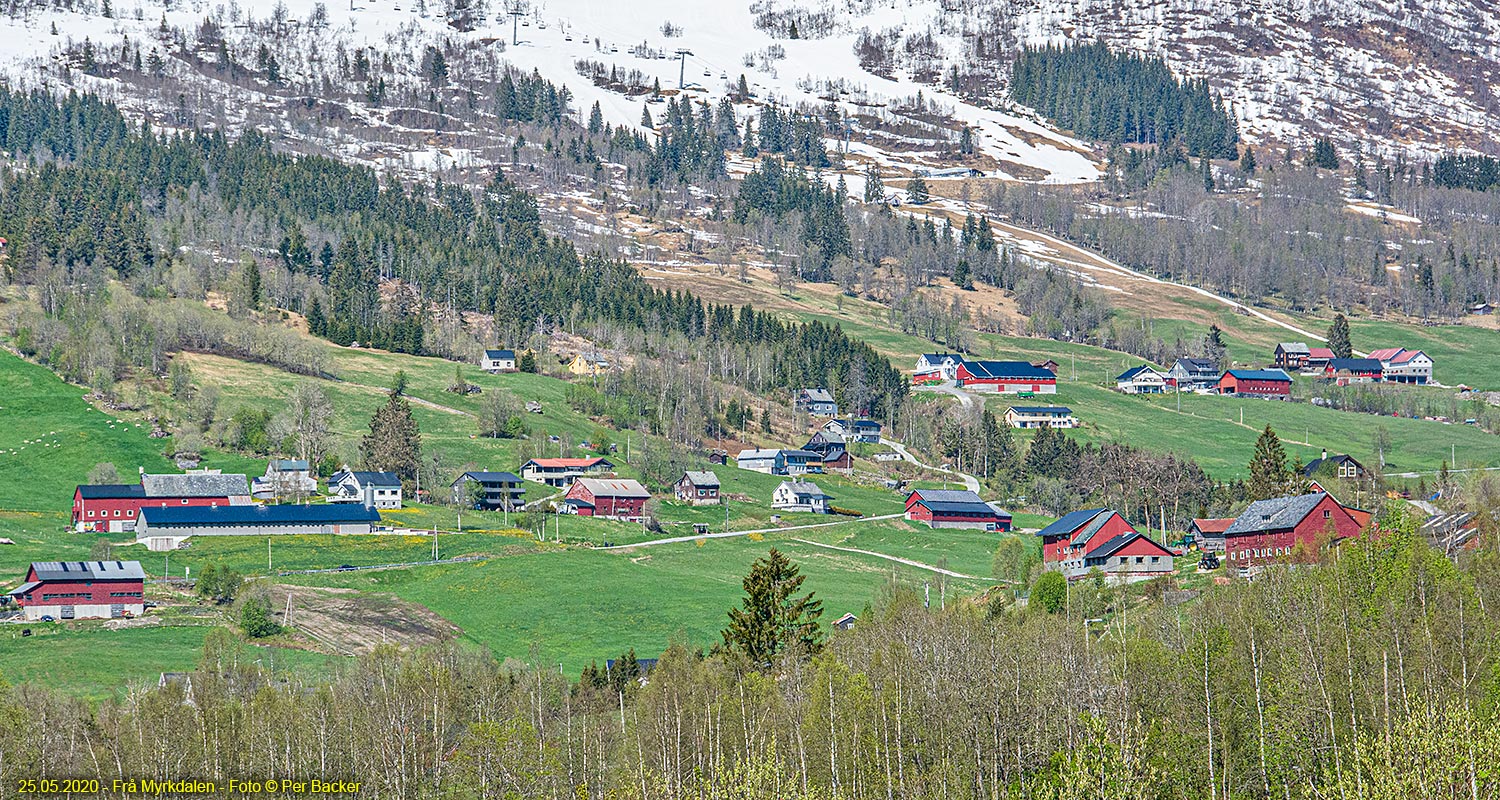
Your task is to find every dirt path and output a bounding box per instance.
[596,512,906,550]
[788,538,987,580]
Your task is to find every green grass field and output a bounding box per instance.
[0,621,337,700]
[285,532,994,674]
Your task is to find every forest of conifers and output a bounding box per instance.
[0,87,907,421]
[1,508,1495,798]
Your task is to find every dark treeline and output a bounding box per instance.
[2,509,1497,798]
[1010,42,1239,159]
[0,87,907,419]
[1431,152,1500,192]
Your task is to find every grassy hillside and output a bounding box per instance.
[287,533,993,674]
[0,621,337,701]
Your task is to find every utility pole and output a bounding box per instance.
[675,48,693,89]
[509,7,525,45]
[267,537,272,571]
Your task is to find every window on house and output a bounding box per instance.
[127,510,134,516]
[113,510,120,517]
[1324,510,1332,519]
[88,510,95,517]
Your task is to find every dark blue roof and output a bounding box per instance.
[484,349,516,359]
[457,471,522,484]
[1225,369,1292,382]
[1116,365,1161,381]
[140,504,380,527]
[963,360,1055,379]
[77,484,146,499]
[1035,508,1107,538]
[909,489,1007,517]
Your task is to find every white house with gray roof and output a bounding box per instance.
[772,481,834,514]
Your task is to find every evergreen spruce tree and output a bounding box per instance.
[1327,313,1353,359]
[1239,146,1257,174]
[588,101,603,134]
[1310,137,1339,170]
[863,163,884,203]
[1247,425,1291,501]
[721,548,823,667]
[641,104,653,128]
[361,388,422,480]
[906,174,929,205]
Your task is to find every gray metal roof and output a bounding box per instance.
[1278,342,1311,355]
[680,471,720,487]
[334,471,402,488]
[908,489,1001,516]
[800,388,835,403]
[141,472,251,498]
[575,478,651,498]
[29,560,146,581]
[1223,493,1329,536]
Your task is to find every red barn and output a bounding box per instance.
[1217,369,1292,399]
[904,489,1011,531]
[1222,493,1363,570]
[73,472,251,533]
[565,478,651,521]
[1034,508,1138,578]
[953,360,1057,394]
[6,560,146,621]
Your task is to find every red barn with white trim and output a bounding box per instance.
[1223,493,1363,570]
[565,478,651,521]
[904,489,1011,531]
[6,561,146,621]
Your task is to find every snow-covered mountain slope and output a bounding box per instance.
[0,0,1098,182]
[762,0,1500,158]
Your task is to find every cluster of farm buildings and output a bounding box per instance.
[4,343,1467,624]
[1115,344,1436,398]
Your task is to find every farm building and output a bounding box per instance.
[1077,532,1175,582]
[1304,347,1336,370]
[451,471,525,510]
[794,388,839,416]
[904,489,1011,531]
[1368,348,1434,384]
[519,457,614,487]
[1217,369,1293,399]
[1166,358,1220,389]
[6,560,145,621]
[1273,342,1312,369]
[802,432,852,471]
[1323,358,1384,385]
[1189,518,1235,553]
[565,478,651,521]
[1003,406,1076,429]
[136,504,382,551]
[674,471,721,505]
[772,481,834,514]
[252,459,317,500]
[1303,451,1366,481]
[954,360,1057,394]
[328,471,403,509]
[72,471,253,533]
[481,349,517,372]
[567,354,612,376]
[913,353,963,382]
[1035,508,1137,576]
[735,449,823,476]
[1116,365,1168,394]
[1221,493,1364,571]
[822,418,882,443]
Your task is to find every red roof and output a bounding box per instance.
[526,457,609,468]
[1368,347,1403,362]
[1308,347,1335,359]
[1192,518,1234,534]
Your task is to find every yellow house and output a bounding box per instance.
[567,353,612,376]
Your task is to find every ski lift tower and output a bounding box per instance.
[675,48,694,89]
[508,6,526,45]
